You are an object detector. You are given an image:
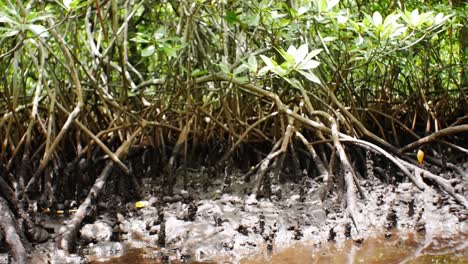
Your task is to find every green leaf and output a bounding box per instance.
[0,27,19,37]
[218,62,231,74]
[383,13,401,28]
[298,59,320,70]
[162,43,177,58]
[191,69,208,77]
[0,14,14,24]
[225,11,238,24]
[241,14,260,27]
[130,33,151,43]
[298,70,321,84]
[234,64,248,75]
[304,48,322,61]
[141,45,155,57]
[272,65,290,76]
[248,55,257,70]
[259,54,277,69]
[279,47,294,64]
[323,36,337,42]
[318,0,327,13]
[284,77,302,89]
[154,27,166,40]
[27,24,48,37]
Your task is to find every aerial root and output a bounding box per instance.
[341,138,468,209]
[400,125,468,153]
[0,196,27,264]
[397,158,468,209]
[330,122,362,233]
[56,128,142,252]
[252,137,283,197]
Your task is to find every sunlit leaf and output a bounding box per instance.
[278,48,294,64]
[248,55,257,69]
[298,59,320,70]
[154,27,166,40]
[391,26,407,37]
[258,66,270,76]
[0,14,15,24]
[234,64,248,75]
[383,13,401,27]
[355,35,364,46]
[271,10,286,19]
[272,65,290,76]
[130,33,151,43]
[318,0,327,13]
[434,13,448,25]
[141,45,155,57]
[295,44,309,63]
[259,54,276,69]
[323,36,337,42]
[286,45,297,57]
[298,70,321,84]
[0,27,19,37]
[244,55,258,72]
[218,62,231,74]
[410,9,419,26]
[304,48,322,61]
[241,14,260,27]
[327,0,340,11]
[373,11,382,26]
[284,77,302,89]
[63,0,73,10]
[336,13,348,24]
[28,24,48,37]
[297,6,310,16]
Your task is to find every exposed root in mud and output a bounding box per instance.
[57,128,142,252]
[0,196,27,264]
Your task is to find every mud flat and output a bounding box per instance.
[78,166,467,264]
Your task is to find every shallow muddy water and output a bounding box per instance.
[90,231,468,264]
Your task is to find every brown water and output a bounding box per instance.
[243,231,467,264]
[90,231,468,264]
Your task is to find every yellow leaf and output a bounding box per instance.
[417,149,424,164]
[135,201,149,209]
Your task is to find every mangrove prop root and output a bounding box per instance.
[253,139,282,196]
[56,161,114,251]
[400,125,468,152]
[398,158,468,209]
[0,196,27,264]
[56,128,142,252]
[330,121,361,232]
[163,118,192,195]
[340,138,427,190]
[342,138,468,209]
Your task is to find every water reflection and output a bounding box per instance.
[90,231,467,264]
[244,231,467,264]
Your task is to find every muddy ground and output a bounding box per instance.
[7,160,468,263]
